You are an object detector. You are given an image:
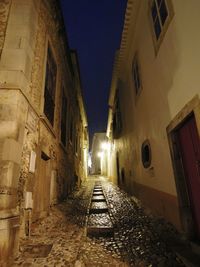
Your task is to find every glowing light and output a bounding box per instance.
[97,151,103,158]
[88,155,92,168]
[101,142,110,151]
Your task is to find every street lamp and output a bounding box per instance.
[101,141,110,151]
[97,151,103,158]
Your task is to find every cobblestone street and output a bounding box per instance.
[11,176,186,267]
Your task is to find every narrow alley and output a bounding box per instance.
[11,176,187,267]
[2,1,200,266]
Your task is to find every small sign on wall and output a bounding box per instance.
[29,151,36,173]
[24,191,33,209]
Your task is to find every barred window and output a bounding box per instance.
[44,46,57,125]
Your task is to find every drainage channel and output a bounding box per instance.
[86,181,114,238]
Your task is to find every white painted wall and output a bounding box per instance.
[108,0,200,196]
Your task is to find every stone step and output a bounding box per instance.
[94,186,102,189]
[89,202,108,214]
[93,192,103,195]
[93,189,103,192]
[93,192,104,196]
[88,213,112,227]
[89,208,108,214]
[86,184,113,238]
[94,185,102,188]
[91,196,106,202]
[87,210,114,237]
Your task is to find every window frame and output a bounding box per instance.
[132,54,142,98]
[75,128,79,156]
[112,89,122,139]
[141,140,152,168]
[149,0,174,54]
[43,44,57,126]
[60,88,68,147]
[69,110,74,145]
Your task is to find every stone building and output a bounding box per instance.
[0,0,88,264]
[91,133,107,175]
[107,0,200,241]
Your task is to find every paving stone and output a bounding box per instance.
[88,213,112,227]
[89,205,108,214]
[90,201,108,209]
[11,176,186,267]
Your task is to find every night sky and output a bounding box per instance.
[60,0,127,144]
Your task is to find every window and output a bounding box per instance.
[84,127,87,142]
[141,140,152,168]
[79,136,81,158]
[44,45,57,125]
[69,113,74,144]
[112,90,122,139]
[61,90,68,146]
[150,0,173,50]
[75,130,79,155]
[121,168,125,184]
[132,56,141,95]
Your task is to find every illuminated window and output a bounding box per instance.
[132,56,141,95]
[61,90,68,146]
[44,46,57,125]
[150,0,174,51]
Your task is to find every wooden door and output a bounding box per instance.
[177,115,200,238]
[34,155,50,219]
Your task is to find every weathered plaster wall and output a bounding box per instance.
[107,0,200,231]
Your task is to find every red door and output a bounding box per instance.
[178,115,200,239]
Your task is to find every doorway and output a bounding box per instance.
[33,151,51,219]
[175,114,200,239]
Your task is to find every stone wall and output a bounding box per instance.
[0,89,27,264]
[0,0,88,265]
[0,0,12,59]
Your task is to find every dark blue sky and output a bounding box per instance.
[60,0,127,142]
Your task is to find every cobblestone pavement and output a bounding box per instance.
[11,176,185,267]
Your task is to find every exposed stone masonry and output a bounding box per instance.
[0,0,11,59]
